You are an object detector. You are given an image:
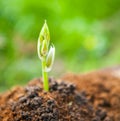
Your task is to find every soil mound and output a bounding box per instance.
[0,78,111,121]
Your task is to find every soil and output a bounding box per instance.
[0,68,120,121]
[62,68,120,121]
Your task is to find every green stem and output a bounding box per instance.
[42,58,49,91]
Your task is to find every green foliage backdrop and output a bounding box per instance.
[0,0,120,91]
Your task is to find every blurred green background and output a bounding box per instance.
[0,0,120,91]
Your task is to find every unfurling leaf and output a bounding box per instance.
[38,20,50,45]
[45,45,55,72]
[37,20,50,60]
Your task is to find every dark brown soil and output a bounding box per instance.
[0,68,120,121]
[62,69,120,121]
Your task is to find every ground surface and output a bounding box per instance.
[0,68,120,121]
[62,68,120,121]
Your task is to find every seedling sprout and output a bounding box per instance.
[37,20,55,91]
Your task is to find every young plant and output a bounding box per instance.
[37,20,55,91]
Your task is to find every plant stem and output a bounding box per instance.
[42,58,49,91]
